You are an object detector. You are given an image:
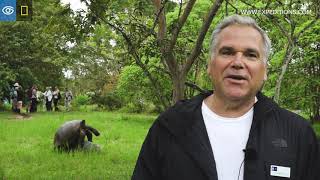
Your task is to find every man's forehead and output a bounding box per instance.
[216,25,264,51]
[220,24,261,35]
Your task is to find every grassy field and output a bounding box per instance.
[0,111,156,180]
[1,111,319,180]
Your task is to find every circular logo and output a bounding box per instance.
[2,6,14,15]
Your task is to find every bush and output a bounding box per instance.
[74,95,91,107]
[0,100,11,111]
[94,92,122,111]
[119,102,145,113]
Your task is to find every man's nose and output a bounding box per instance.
[231,52,244,69]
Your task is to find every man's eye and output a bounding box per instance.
[244,52,258,58]
[220,50,233,55]
[248,53,257,57]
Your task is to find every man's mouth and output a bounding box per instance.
[225,75,247,81]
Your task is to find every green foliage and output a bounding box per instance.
[0,64,15,99]
[119,102,145,113]
[0,0,76,96]
[117,64,171,111]
[117,65,148,107]
[94,92,122,111]
[166,0,212,63]
[279,21,320,121]
[74,94,91,106]
[0,101,12,111]
[1,0,318,123]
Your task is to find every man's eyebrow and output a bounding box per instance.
[218,46,234,51]
[246,48,259,53]
[218,46,260,55]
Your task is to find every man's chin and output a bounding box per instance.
[224,91,251,101]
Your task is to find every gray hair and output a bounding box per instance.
[209,15,271,64]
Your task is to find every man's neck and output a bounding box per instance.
[204,93,256,118]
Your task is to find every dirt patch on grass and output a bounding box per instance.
[12,113,32,120]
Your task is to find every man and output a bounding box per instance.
[11,83,19,112]
[52,86,61,111]
[132,15,320,180]
[44,87,53,111]
[13,83,23,114]
[29,85,38,113]
[64,88,73,111]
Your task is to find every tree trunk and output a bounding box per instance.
[310,61,320,124]
[172,70,186,103]
[274,44,295,103]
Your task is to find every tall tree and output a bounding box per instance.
[82,0,224,107]
[0,0,76,94]
[153,0,223,102]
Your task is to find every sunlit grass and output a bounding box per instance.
[0,111,156,179]
[0,111,319,179]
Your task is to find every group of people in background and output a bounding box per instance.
[10,82,73,114]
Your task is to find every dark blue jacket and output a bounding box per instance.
[132,92,320,180]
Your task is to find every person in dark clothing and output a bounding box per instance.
[132,15,320,180]
[52,86,61,111]
[29,85,38,113]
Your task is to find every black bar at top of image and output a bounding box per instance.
[16,0,32,21]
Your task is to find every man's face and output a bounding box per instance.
[207,24,267,101]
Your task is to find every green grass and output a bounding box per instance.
[0,111,156,180]
[1,111,319,179]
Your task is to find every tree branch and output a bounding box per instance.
[183,0,224,74]
[239,0,292,44]
[104,20,170,108]
[226,0,238,14]
[177,0,183,21]
[153,0,177,77]
[153,0,167,42]
[152,0,168,37]
[296,17,319,39]
[185,81,209,94]
[168,0,197,51]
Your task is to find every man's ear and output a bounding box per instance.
[207,59,212,76]
[264,66,268,81]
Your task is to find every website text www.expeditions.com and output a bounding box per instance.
[240,9,312,15]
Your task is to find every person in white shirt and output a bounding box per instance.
[44,87,53,111]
